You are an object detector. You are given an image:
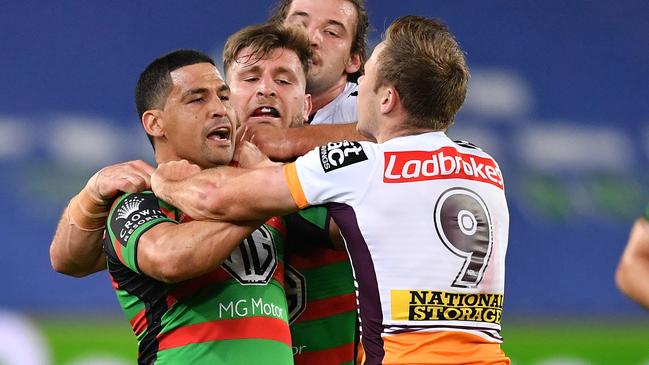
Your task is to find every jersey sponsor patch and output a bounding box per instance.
[223,225,278,285]
[284,264,307,324]
[319,140,367,172]
[383,147,504,189]
[391,289,503,324]
[111,193,169,245]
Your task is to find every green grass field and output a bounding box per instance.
[31,317,649,365]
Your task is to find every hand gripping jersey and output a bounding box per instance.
[284,132,510,365]
[103,191,292,365]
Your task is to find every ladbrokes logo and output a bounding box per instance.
[383,147,503,189]
[391,290,503,324]
[320,140,367,172]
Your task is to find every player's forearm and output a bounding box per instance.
[154,166,244,222]
[155,164,297,223]
[140,220,261,283]
[197,166,299,222]
[286,123,371,158]
[49,190,110,276]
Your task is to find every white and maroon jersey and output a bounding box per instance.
[284,132,510,364]
[309,82,358,125]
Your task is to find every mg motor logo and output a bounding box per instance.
[223,225,278,285]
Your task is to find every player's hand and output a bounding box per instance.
[151,160,204,217]
[237,124,294,162]
[152,160,201,184]
[86,160,154,204]
[234,139,276,169]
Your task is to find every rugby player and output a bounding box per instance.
[151,16,512,365]
[52,23,317,363]
[245,0,370,161]
[224,22,359,364]
[103,48,294,364]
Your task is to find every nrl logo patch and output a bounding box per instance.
[319,140,367,172]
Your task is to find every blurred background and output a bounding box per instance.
[1,1,648,364]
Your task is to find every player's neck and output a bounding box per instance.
[154,150,212,170]
[308,77,348,116]
[376,118,439,143]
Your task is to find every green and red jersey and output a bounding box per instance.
[284,206,358,365]
[103,191,292,365]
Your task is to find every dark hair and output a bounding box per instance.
[377,16,469,130]
[268,0,369,82]
[223,23,311,79]
[135,49,215,146]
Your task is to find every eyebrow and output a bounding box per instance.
[181,88,208,99]
[290,11,347,31]
[238,64,299,79]
[274,66,299,78]
[181,84,230,99]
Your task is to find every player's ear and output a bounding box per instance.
[379,85,398,115]
[345,52,362,75]
[142,110,165,138]
[303,94,312,122]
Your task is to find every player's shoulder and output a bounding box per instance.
[452,139,499,161]
[453,140,481,150]
[344,81,359,98]
[335,82,359,121]
[111,191,155,210]
[317,139,378,173]
[109,191,178,221]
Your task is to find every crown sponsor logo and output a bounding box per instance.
[116,196,145,220]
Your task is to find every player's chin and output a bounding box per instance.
[244,117,284,128]
[206,147,235,167]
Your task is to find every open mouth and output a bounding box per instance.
[207,126,231,141]
[251,106,281,119]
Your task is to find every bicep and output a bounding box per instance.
[136,220,260,283]
[135,221,178,280]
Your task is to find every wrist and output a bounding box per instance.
[284,128,304,159]
[67,189,111,231]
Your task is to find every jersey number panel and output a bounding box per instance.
[433,188,494,288]
[223,225,278,285]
